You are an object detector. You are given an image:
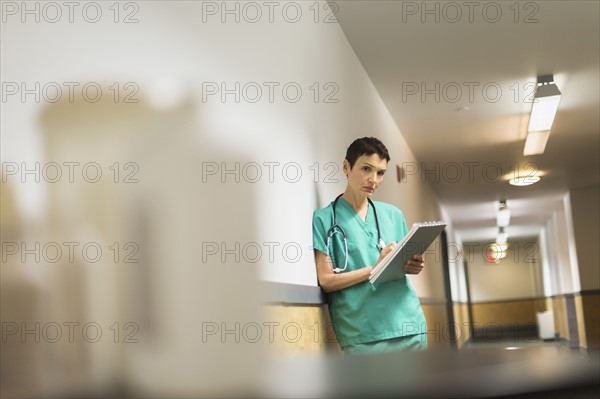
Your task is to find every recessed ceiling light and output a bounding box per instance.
[509,175,541,186]
[503,170,544,186]
[489,243,508,259]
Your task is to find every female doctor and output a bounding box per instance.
[312,137,428,354]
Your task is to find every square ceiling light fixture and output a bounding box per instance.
[524,74,561,156]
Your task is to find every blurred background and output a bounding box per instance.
[1,1,598,398]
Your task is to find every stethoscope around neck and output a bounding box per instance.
[326,193,385,273]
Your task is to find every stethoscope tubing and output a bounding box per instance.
[326,194,384,273]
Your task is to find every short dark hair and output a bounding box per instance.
[345,137,390,169]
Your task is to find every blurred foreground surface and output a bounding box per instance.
[263,345,599,399]
[2,330,598,398]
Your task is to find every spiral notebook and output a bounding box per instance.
[369,221,447,285]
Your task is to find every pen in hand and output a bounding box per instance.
[375,242,396,266]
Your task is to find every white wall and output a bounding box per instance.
[539,193,582,296]
[446,219,468,303]
[1,2,443,397]
[1,1,441,288]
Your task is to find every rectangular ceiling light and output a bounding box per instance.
[528,77,561,133]
[523,130,551,155]
[524,75,561,156]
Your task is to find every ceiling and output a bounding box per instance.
[334,1,600,241]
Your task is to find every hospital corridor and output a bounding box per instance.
[1,1,599,398]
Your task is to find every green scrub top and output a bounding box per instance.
[312,197,427,348]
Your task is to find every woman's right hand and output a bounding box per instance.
[375,242,396,266]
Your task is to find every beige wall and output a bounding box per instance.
[581,293,600,348]
[569,185,600,291]
[263,304,339,354]
[421,302,452,350]
[471,298,547,327]
[466,238,543,302]
[545,293,599,348]
[452,303,472,348]
[466,294,593,346]
[264,301,453,353]
[575,294,587,348]
[552,296,571,340]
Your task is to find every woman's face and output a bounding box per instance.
[343,154,388,197]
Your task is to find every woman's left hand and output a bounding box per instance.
[404,254,424,275]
